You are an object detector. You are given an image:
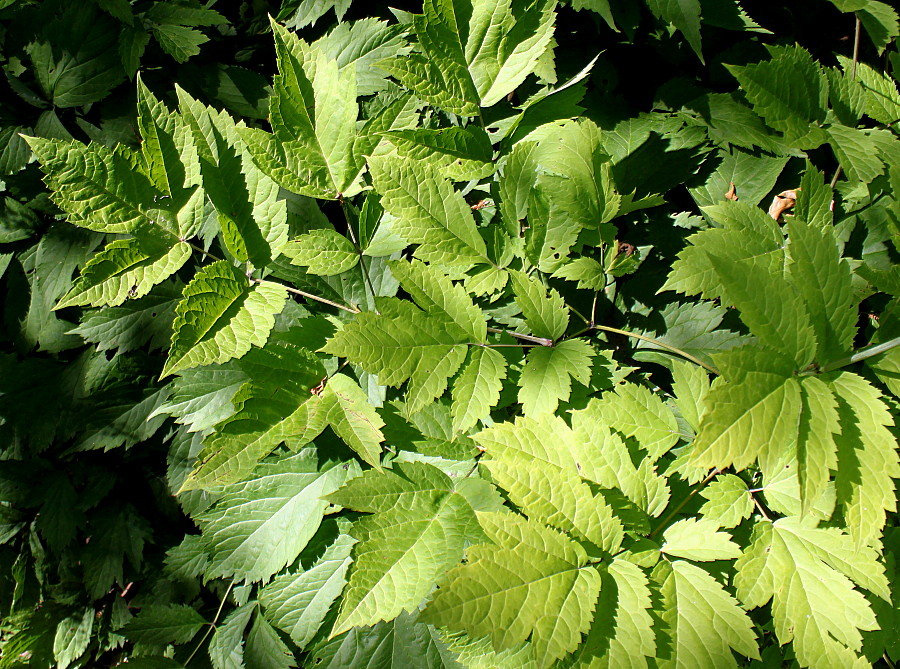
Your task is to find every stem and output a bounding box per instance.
[184,240,222,262]
[592,324,720,375]
[751,494,770,521]
[819,335,900,372]
[650,469,721,539]
[340,199,380,312]
[486,326,553,346]
[253,278,360,314]
[184,581,234,666]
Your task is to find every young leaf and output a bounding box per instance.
[698,474,753,529]
[322,298,471,412]
[327,462,490,635]
[661,518,742,561]
[518,339,593,416]
[162,261,287,378]
[509,270,568,341]
[421,512,602,668]
[589,382,681,460]
[654,560,759,668]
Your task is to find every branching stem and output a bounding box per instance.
[184,581,234,666]
[819,335,900,372]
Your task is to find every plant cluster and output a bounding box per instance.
[1,0,900,667]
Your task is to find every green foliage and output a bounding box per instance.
[2,1,900,668]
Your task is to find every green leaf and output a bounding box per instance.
[793,161,833,229]
[53,608,94,669]
[162,262,287,378]
[826,124,888,183]
[421,512,602,668]
[260,531,356,649]
[661,518,742,561]
[368,154,490,268]
[518,339,593,416]
[209,605,254,669]
[551,257,606,291]
[565,558,654,668]
[837,56,900,124]
[725,45,827,145]
[196,449,359,583]
[734,517,887,667]
[152,24,209,63]
[688,147,789,209]
[123,604,206,646]
[796,376,839,515]
[451,346,507,432]
[327,462,488,635]
[25,137,163,234]
[382,126,495,181]
[377,0,557,113]
[245,613,296,669]
[509,270,568,340]
[646,0,703,61]
[858,1,900,53]
[321,373,385,469]
[283,229,359,276]
[69,283,181,353]
[654,560,759,668]
[322,298,470,412]
[56,235,190,309]
[698,474,753,528]
[589,382,681,460]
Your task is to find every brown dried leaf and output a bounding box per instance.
[725,182,738,201]
[767,189,797,221]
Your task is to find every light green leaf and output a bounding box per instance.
[734,518,885,667]
[698,474,753,528]
[662,518,742,561]
[327,462,486,635]
[589,382,681,460]
[451,346,507,432]
[837,56,900,124]
[388,259,487,342]
[321,373,385,469]
[518,339,593,416]
[368,154,489,268]
[56,235,189,309]
[794,161,833,229]
[795,375,839,515]
[691,372,801,472]
[196,449,358,582]
[829,371,899,547]
[260,531,356,649]
[123,604,206,645]
[688,147,789,209]
[322,298,470,412]
[283,229,359,276]
[509,270,568,340]
[670,358,710,434]
[725,45,827,145]
[654,560,759,668]
[551,257,606,291]
[421,512,602,668]
[162,262,287,378]
[826,124,887,183]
